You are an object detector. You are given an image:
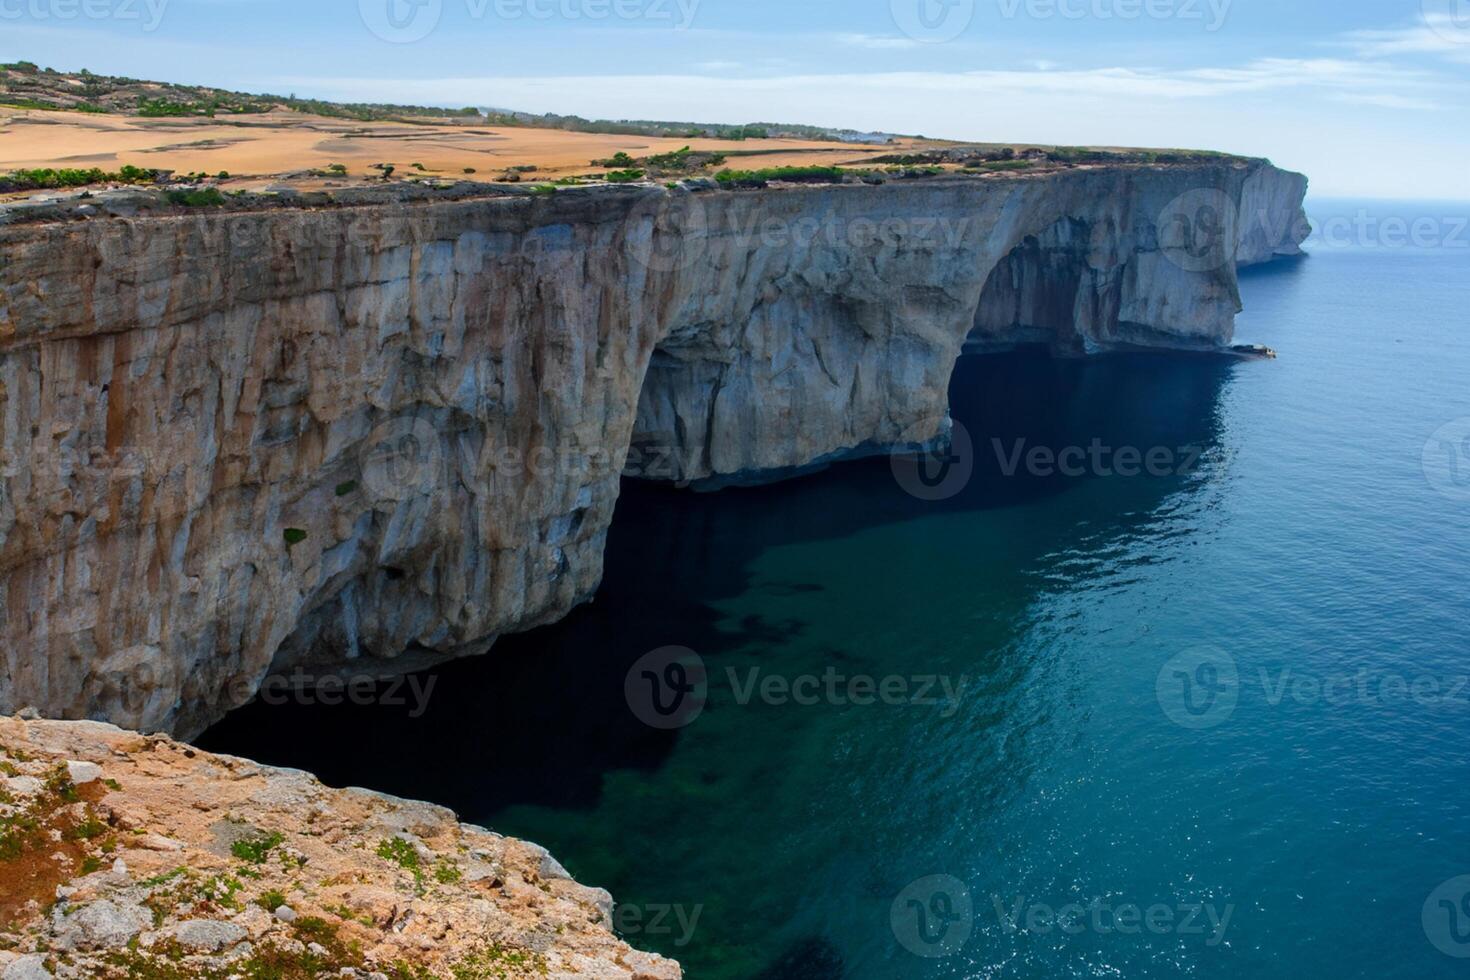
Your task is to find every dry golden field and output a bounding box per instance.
[0,105,914,187]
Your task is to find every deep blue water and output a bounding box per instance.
[202,198,1470,979]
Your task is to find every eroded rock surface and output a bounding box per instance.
[0,166,1307,734]
[0,717,680,979]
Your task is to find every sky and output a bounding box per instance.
[3,0,1468,198]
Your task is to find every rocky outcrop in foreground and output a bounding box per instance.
[0,717,679,979]
[0,165,1308,736]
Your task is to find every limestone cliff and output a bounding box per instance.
[0,162,1308,736]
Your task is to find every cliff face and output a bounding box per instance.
[1236,164,1312,267]
[0,163,1308,736]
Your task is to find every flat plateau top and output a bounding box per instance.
[0,105,906,188]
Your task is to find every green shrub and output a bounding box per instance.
[376,837,419,872]
[231,830,284,863]
[449,944,549,979]
[647,146,692,168]
[377,837,428,892]
[257,889,287,912]
[137,98,208,117]
[0,164,161,191]
[165,188,227,208]
[715,165,846,188]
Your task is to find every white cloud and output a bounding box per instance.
[282,57,1443,109]
[834,33,923,50]
[1330,92,1444,111]
[1336,14,1470,65]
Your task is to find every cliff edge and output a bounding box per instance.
[0,717,680,979]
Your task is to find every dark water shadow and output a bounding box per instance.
[200,349,1235,814]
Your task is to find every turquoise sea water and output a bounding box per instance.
[202,198,1470,979]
